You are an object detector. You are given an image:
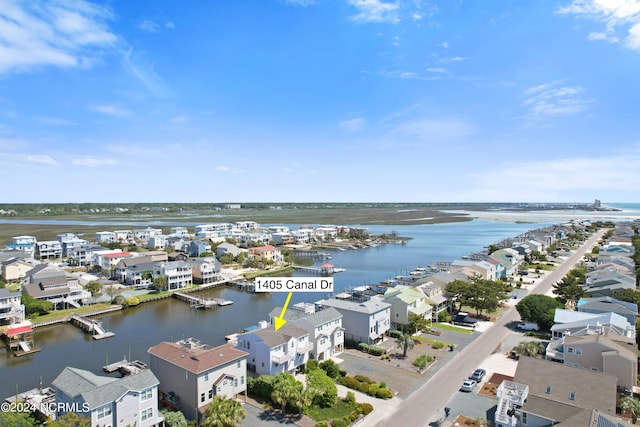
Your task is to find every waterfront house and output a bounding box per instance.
[65,244,107,267]
[383,285,432,328]
[95,231,116,245]
[22,265,91,309]
[154,261,192,290]
[52,367,164,427]
[35,240,62,260]
[133,227,163,245]
[416,284,450,320]
[1,257,35,282]
[97,252,135,277]
[271,232,294,245]
[235,221,259,231]
[185,239,212,257]
[488,248,523,277]
[147,234,168,250]
[237,323,311,376]
[216,242,243,258]
[148,338,248,422]
[113,229,134,244]
[195,223,234,239]
[248,245,282,265]
[0,288,25,326]
[315,297,391,344]
[115,256,157,287]
[450,260,497,280]
[169,226,190,237]
[189,258,222,284]
[268,303,344,361]
[56,233,89,257]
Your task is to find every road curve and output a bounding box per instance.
[369,229,606,427]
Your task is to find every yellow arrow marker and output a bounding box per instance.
[274,292,293,331]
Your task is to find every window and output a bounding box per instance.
[591,367,599,372]
[567,347,573,354]
[141,408,153,421]
[234,379,238,387]
[200,393,205,403]
[204,373,209,381]
[545,386,551,394]
[208,389,213,399]
[96,405,112,419]
[522,412,528,424]
[140,388,153,401]
[237,360,241,368]
[575,348,582,356]
[569,392,575,400]
[241,376,245,385]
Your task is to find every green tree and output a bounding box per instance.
[445,279,473,312]
[84,280,102,297]
[271,373,301,415]
[48,412,92,427]
[161,408,188,427]
[516,294,564,331]
[621,396,640,424]
[153,276,168,291]
[22,294,54,316]
[552,267,586,304]
[396,333,415,358]
[319,359,341,379]
[202,395,246,427]
[0,411,38,427]
[219,253,235,265]
[407,313,430,334]
[306,368,338,408]
[515,341,545,358]
[103,283,123,302]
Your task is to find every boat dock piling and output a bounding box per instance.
[70,314,115,340]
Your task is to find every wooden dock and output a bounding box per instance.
[70,314,115,340]
[103,359,147,375]
[173,292,233,309]
[293,265,346,275]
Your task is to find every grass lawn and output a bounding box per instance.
[305,400,356,422]
[414,335,454,347]
[138,290,173,301]
[432,322,474,335]
[32,303,118,323]
[243,266,294,280]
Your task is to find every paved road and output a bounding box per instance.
[367,229,606,427]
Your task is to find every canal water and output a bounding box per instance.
[0,211,632,399]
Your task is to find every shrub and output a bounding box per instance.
[315,423,329,427]
[357,403,374,415]
[339,376,359,389]
[413,354,427,368]
[438,311,451,323]
[338,369,347,377]
[431,340,445,350]
[426,355,433,363]
[345,391,356,405]
[368,346,385,356]
[358,382,370,393]
[388,330,402,338]
[307,359,318,371]
[354,375,373,384]
[124,297,140,307]
[367,384,379,396]
[375,388,393,399]
[320,359,341,379]
[331,418,347,427]
[357,342,370,352]
[248,375,274,399]
[379,381,386,389]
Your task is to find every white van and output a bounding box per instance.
[517,322,539,331]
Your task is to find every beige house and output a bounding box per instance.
[383,285,432,327]
[148,338,248,422]
[1,258,34,282]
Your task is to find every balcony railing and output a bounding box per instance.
[296,343,314,354]
[272,353,294,364]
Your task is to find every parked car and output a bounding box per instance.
[517,322,539,331]
[460,379,477,392]
[470,368,486,382]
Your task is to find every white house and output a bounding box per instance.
[315,297,391,344]
[0,288,25,326]
[154,261,192,290]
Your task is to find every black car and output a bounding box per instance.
[470,368,486,382]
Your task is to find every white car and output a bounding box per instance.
[460,379,477,392]
[517,322,539,331]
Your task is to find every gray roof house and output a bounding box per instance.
[216,242,243,258]
[577,296,638,325]
[268,304,344,361]
[584,270,635,297]
[314,297,391,344]
[52,367,164,426]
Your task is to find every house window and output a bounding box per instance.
[208,389,213,399]
[320,338,326,345]
[217,386,221,393]
[591,367,599,372]
[241,376,245,385]
[569,392,575,400]
[575,348,582,356]
[545,386,551,394]
[201,393,205,403]
[140,388,153,401]
[96,405,112,419]
[234,379,238,387]
[567,347,574,354]
[205,373,209,381]
[522,412,528,424]
[141,408,153,421]
[237,361,241,368]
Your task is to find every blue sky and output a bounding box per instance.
[1,0,640,204]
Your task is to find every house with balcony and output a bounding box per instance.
[147,234,168,250]
[494,356,619,427]
[0,288,25,326]
[216,243,243,259]
[22,265,91,309]
[116,256,157,287]
[268,303,344,361]
[97,252,135,277]
[550,309,635,341]
[577,296,638,325]
[113,229,134,244]
[489,248,523,277]
[154,261,192,290]
[95,231,116,245]
[65,244,107,266]
[235,221,259,231]
[185,239,212,257]
[314,297,391,344]
[383,285,432,328]
[169,226,190,238]
[148,338,248,422]
[56,233,89,257]
[195,223,234,239]
[189,258,221,284]
[6,236,37,258]
[133,227,162,245]
[237,323,311,376]
[584,270,635,296]
[52,367,164,427]
[1,257,35,282]
[248,245,282,265]
[35,240,62,260]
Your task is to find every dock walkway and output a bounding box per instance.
[70,314,115,340]
[173,292,233,309]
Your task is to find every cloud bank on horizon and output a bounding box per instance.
[0,0,639,204]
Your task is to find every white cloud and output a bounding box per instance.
[26,154,59,166]
[36,116,76,126]
[123,48,172,98]
[348,0,400,24]
[170,115,188,124]
[165,21,175,29]
[558,0,640,51]
[522,82,593,119]
[72,157,116,167]
[89,104,130,117]
[426,67,448,73]
[387,117,477,140]
[216,165,230,172]
[0,0,118,74]
[439,41,449,48]
[138,19,160,32]
[339,117,367,132]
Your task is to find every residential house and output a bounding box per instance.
[416,283,450,320]
[237,323,311,376]
[97,252,135,277]
[268,303,344,361]
[195,223,234,239]
[95,231,116,245]
[550,309,635,341]
[22,265,91,309]
[115,256,157,287]
[52,367,164,427]
[235,221,259,231]
[133,227,162,245]
[1,257,35,282]
[248,245,282,265]
[185,239,212,257]
[489,248,523,277]
[154,261,192,290]
[494,356,618,427]
[314,297,391,344]
[169,226,190,237]
[6,236,37,258]
[113,229,134,244]
[35,240,62,260]
[267,226,290,234]
[584,270,635,296]
[240,232,272,248]
[577,296,638,325]
[189,258,222,284]
[66,244,108,267]
[450,260,497,280]
[292,229,313,244]
[56,233,89,257]
[383,285,432,327]
[147,234,168,250]
[271,232,294,245]
[148,338,248,421]
[0,288,25,326]
[216,242,243,259]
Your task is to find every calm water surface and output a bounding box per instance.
[0,216,629,398]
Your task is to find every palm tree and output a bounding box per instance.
[202,395,246,427]
[396,333,415,358]
[621,396,640,424]
[516,341,544,358]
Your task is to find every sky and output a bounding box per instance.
[1,0,640,204]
